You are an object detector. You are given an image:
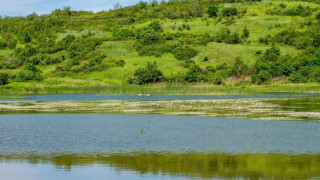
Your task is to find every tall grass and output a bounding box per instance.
[1,83,320,95]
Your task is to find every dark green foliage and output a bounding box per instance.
[203,56,209,62]
[21,32,31,43]
[207,5,219,17]
[185,65,201,82]
[136,28,160,44]
[214,71,224,85]
[242,26,249,39]
[316,13,320,23]
[113,29,135,38]
[231,58,248,77]
[289,72,307,83]
[222,7,238,17]
[0,39,5,49]
[173,44,198,61]
[215,28,241,44]
[309,67,320,82]
[225,33,241,44]
[206,66,215,72]
[59,35,76,50]
[16,63,42,82]
[148,21,162,32]
[280,3,287,9]
[67,36,102,59]
[16,70,42,82]
[136,43,172,57]
[263,46,280,62]
[283,5,311,17]
[312,32,320,47]
[0,73,9,86]
[130,61,163,85]
[254,47,294,77]
[252,70,272,84]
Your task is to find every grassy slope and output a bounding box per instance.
[0,0,320,94]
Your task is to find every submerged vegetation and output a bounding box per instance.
[0,96,319,120]
[0,0,320,94]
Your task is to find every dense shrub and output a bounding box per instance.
[207,5,219,17]
[112,29,135,38]
[222,7,238,17]
[214,71,224,85]
[59,35,76,50]
[148,21,162,32]
[173,45,198,61]
[136,28,160,44]
[130,61,163,85]
[225,33,241,44]
[289,72,307,83]
[0,73,9,86]
[252,70,272,84]
[185,65,201,82]
[231,58,248,77]
[242,26,249,39]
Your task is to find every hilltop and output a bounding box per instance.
[0,0,320,94]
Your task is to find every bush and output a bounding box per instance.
[130,61,163,85]
[289,72,307,83]
[0,73,9,86]
[309,67,320,82]
[148,21,162,32]
[136,28,160,44]
[173,45,198,61]
[112,29,135,38]
[16,71,36,82]
[214,71,224,85]
[207,5,219,17]
[263,46,280,62]
[252,70,272,84]
[225,33,241,44]
[222,7,237,17]
[242,26,249,39]
[185,65,201,82]
[231,58,248,76]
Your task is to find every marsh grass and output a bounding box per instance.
[0,97,319,120]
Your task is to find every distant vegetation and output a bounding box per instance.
[0,0,320,92]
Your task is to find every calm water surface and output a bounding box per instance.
[0,114,320,179]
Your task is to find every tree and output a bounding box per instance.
[0,73,9,86]
[207,5,219,17]
[252,70,272,84]
[289,72,307,83]
[130,61,163,84]
[263,46,280,62]
[185,65,201,82]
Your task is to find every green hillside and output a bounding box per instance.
[0,0,320,94]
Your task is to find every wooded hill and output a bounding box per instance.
[0,0,320,92]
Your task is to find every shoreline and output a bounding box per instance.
[1,83,320,96]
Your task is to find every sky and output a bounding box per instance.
[0,0,145,17]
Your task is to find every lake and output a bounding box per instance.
[0,113,320,179]
[1,92,319,101]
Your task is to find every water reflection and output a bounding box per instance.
[268,97,320,112]
[1,152,320,179]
